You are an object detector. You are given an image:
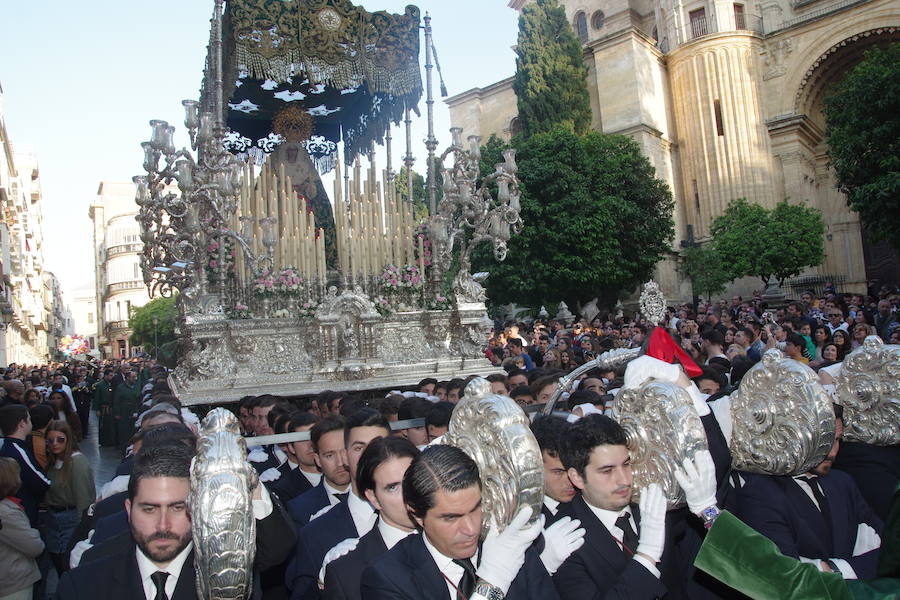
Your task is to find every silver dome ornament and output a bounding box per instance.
[638,280,667,327]
[729,349,835,476]
[835,336,900,445]
[445,378,544,537]
[613,381,708,508]
[190,408,258,600]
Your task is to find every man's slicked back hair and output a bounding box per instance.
[127,443,194,500]
[404,445,480,521]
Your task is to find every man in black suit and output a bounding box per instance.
[287,415,352,529]
[554,414,670,600]
[531,415,576,521]
[270,412,321,502]
[361,445,557,600]
[288,409,389,599]
[56,442,296,600]
[737,412,884,579]
[323,436,420,600]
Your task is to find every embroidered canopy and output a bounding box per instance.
[215,0,423,172]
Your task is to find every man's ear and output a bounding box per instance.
[568,467,586,492]
[125,498,132,519]
[364,488,381,511]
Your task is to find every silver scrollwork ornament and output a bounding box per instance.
[190,408,258,600]
[613,381,708,508]
[445,379,544,537]
[834,336,900,445]
[729,349,835,475]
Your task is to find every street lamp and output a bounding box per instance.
[152,316,159,361]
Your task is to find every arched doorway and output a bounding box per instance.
[793,27,900,289]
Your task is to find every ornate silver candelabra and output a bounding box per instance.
[428,128,523,303]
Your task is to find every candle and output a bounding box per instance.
[418,235,425,282]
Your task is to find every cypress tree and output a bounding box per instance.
[513,0,592,137]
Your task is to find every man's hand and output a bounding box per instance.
[635,483,666,564]
[673,450,717,515]
[539,516,585,574]
[477,506,544,594]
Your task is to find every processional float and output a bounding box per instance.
[136,0,522,406]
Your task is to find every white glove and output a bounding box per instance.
[684,382,711,416]
[477,506,544,594]
[635,483,666,563]
[673,450,718,515]
[624,356,681,389]
[317,537,359,587]
[539,516,585,574]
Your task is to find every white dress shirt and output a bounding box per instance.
[543,495,560,517]
[423,533,480,600]
[323,480,349,507]
[377,518,415,550]
[347,490,378,537]
[136,540,193,600]
[585,502,660,578]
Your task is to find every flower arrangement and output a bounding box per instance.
[253,270,277,296]
[415,223,433,269]
[205,236,235,284]
[58,335,90,357]
[226,302,252,319]
[298,299,319,319]
[427,294,452,311]
[381,264,424,290]
[274,267,302,295]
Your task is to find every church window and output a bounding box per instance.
[714,99,725,136]
[88,312,94,324]
[689,8,708,38]
[733,4,746,29]
[591,10,605,29]
[574,12,588,43]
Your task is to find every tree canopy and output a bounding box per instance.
[472,128,675,309]
[395,166,427,220]
[129,295,179,366]
[708,198,825,287]
[825,43,900,252]
[680,243,730,301]
[513,0,592,137]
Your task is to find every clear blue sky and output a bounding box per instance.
[0,0,519,299]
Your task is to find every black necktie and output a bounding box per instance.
[807,477,835,553]
[334,492,349,503]
[150,571,169,600]
[615,513,638,556]
[453,557,477,600]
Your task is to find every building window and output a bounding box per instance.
[591,10,605,29]
[509,117,523,138]
[689,8,708,38]
[692,179,700,212]
[714,99,725,136]
[574,11,588,43]
[733,3,746,29]
[87,312,94,324]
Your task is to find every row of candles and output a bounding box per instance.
[224,156,421,284]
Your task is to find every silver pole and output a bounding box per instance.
[423,14,438,215]
[404,108,414,207]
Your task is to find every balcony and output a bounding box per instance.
[106,243,143,259]
[106,280,146,295]
[106,320,130,334]
[690,14,709,38]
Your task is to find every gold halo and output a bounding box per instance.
[272,105,314,142]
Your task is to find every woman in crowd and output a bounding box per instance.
[812,325,831,360]
[832,329,851,359]
[0,457,45,600]
[810,343,840,371]
[46,391,82,443]
[42,420,96,576]
[851,322,873,350]
[22,389,42,407]
[542,349,562,370]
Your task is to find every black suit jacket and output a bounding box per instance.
[360,532,558,600]
[287,480,332,530]
[289,500,360,599]
[737,469,883,578]
[553,494,667,600]
[56,543,197,600]
[323,523,389,600]
[833,441,900,521]
[270,462,316,503]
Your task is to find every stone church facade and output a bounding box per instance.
[447,0,899,302]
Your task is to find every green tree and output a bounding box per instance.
[710,198,825,287]
[513,0,592,137]
[825,43,900,251]
[129,295,179,366]
[395,166,427,219]
[681,243,730,301]
[472,126,675,309]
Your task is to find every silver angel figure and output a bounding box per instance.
[190,408,258,600]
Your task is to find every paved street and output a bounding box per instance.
[78,411,123,490]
